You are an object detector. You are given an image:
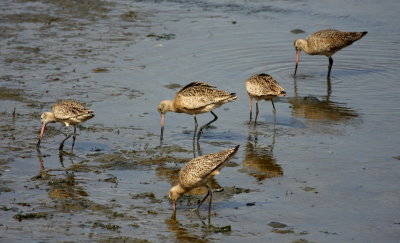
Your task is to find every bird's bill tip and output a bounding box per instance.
[172,201,176,211]
[294,50,300,76]
[160,114,165,139]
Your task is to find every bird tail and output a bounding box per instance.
[229,93,238,101]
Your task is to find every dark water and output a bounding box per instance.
[1,0,399,242]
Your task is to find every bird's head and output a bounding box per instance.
[157,100,174,115]
[293,39,306,52]
[40,112,56,126]
[37,112,56,147]
[168,184,185,210]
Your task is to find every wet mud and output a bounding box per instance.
[1,0,400,242]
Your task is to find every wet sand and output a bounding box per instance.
[1,0,400,242]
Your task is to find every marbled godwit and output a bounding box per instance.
[168,145,239,213]
[157,82,237,141]
[245,73,286,124]
[37,100,94,150]
[294,29,367,78]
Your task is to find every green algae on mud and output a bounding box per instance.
[130,192,163,203]
[0,87,31,102]
[13,212,51,222]
[164,83,182,90]
[0,13,60,24]
[0,0,399,242]
[146,33,176,40]
[18,0,111,19]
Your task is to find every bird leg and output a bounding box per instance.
[271,99,277,126]
[327,57,333,78]
[197,185,211,213]
[327,76,332,98]
[207,185,213,215]
[249,97,253,122]
[71,126,77,151]
[58,151,65,167]
[271,99,276,114]
[254,101,260,124]
[59,134,72,151]
[205,111,218,128]
[192,140,202,158]
[197,111,218,141]
[193,115,199,141]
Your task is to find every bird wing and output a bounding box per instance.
[246,74,285,96]
[179,156,224,189]
[52,100,93,120]
[177,82,216,93]
[179,146,239,188]
[310,30,357,53]
[175,83,235,110]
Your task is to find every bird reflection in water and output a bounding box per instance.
[242,128,283,182]
[165,211,209,243]
[166,203,232,240]
[288,95,359,122]
[34,149,88,201]
[34,148,50,179]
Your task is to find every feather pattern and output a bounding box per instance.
[246,73,286,100]
[52,100,94,125]
[298,29,367,56]
[179,145,239,190]
[174,82,236,111]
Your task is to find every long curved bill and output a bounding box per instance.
[37,123,46,147]
[294,50,300,76]
[160,113,165,140]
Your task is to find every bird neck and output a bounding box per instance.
[169,184,186,202]
[171,184,186,194]
[296,39,312,54]
[43,112,57,124]
[161,100,177,112]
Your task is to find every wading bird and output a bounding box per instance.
[245,73,286,124]
[168,145,239,214]
[37,100,94,150]
[157,82,237,141]
[294,29,367,78]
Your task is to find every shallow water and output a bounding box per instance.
[1,0,400,242]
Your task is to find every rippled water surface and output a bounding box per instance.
[1,0,399,242]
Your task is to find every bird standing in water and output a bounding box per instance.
[168,145,239,214]
[157,82,237,142]
[245,73,286,124]
[37,100,94,150]
[294,29,367,78]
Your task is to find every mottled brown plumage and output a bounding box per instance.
[168,145,239,213]
[294,29,368,78]
[245,73,286,123]
[37,100,94,150]
[157,82,237,141]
